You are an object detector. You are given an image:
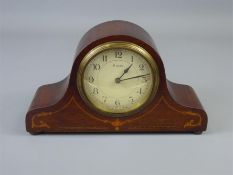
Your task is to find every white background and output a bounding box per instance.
[1,0,232,174]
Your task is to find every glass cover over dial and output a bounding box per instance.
[78,42,159,115]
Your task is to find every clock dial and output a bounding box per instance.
[78,42,159,115]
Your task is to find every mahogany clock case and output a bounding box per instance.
[25,20,208,134]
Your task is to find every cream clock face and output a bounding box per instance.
[78,42,159,115]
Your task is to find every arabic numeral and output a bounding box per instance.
[92,88,99,94]
[138,88,142,94]
[88,76,94,83]
[139,64,144,71]
[102,96,107,103]
[102,55,107,62]
[115,51,122,58]
[129,96,134,104]
[93,64,101,70]
[115,100,120,106]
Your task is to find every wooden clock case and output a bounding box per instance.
[26,20,207,134]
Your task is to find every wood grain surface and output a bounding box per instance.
[26,20,207,134]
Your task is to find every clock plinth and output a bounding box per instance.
[26,20,207,134]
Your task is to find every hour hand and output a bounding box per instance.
[119,64,133,79]
[115,64,133,83]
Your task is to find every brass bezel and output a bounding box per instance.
[77,41,159,117]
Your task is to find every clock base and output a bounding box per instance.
[26,77,207,134]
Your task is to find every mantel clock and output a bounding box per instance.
[26,20,207,134]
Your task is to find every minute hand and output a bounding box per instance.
[119,73,150,82]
